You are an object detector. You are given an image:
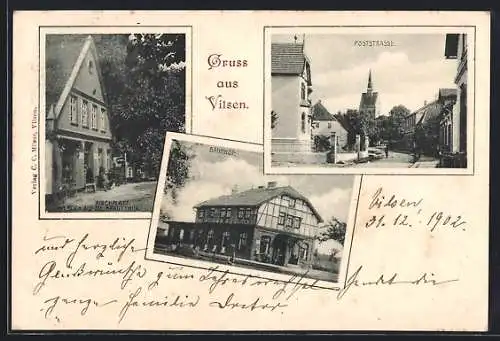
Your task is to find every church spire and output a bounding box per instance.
[367,69,373,92]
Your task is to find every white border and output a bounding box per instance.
[145,132,362,291]
[263,26,476,175]
[39,26,192,219]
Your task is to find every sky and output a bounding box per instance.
[161,140,355,225]
[273,33,458,116]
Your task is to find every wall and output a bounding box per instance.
[452,34,468,154]
[312,120,348,148]
[196,206,258,225]
[271,75,300,139]
[161,222,255,260]
[255,195,319,238]
[56,46,112,142]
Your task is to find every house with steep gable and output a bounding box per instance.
[311,100,349,149]
[45,35,113,200]
[271,40,313,153]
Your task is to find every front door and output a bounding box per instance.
[272,235,288,266]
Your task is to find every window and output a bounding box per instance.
[260,236,271,254]
[91,104,98,130]
[285,215,293,228]
[281,196,289,207]
[226,208,232,218]
[179,229,184,241]
[238,208,244,219]
[278,212,286,225]
[88,60,94,74]
[220,208,226,218]
[98,149,103,169]
[222,231,231,247]
[289,198,296,208]
[81,99,89,127]
[197,229,204,244]
[100,108,106,132]
[244,208,251,218]
[238,232,247,250]
[293,216,301,229]
[445,34,459,59]
[69,95,78,125]
[301,113,306,133]
[301,83,306,100]
[327,122,332,129]
[189,230,195,242]
[198,210,204,218]
[209,208,216,218]
[207,229,214,244]
[107,149,112,170]
[300,243,309,260]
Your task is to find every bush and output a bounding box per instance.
[313,135,331,152]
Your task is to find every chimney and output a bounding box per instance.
[231,185,238,194]
[258,185,265,189]
[424,100,427,106]
[267,181,277,189]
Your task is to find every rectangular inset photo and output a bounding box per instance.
[146,133,360,288]
[264,26,475,175]
[39,26,192,219]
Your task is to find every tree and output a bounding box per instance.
[313,135,330,152]
[164,140,195,204]
[414,114,440,157]
[317,217,347,246]
[341,109,378,149]
[386,105,411,143]
[96,33,186,179]
[271,110,278,129]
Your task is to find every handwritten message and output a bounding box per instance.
[363,187,467,232]
[32,232,323,324]
[205,54,249,111]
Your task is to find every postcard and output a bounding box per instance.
[146,132,359,289]
[39,26,192,219]
[263,26,475,175]
[11,10,490,332]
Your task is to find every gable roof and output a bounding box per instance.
[414,100,442,125]
[194,185,323,222]
[45,34,108,119]
[312,101,335,121]
[271,43,307,75]
[360,92,379,108]
[333,112,353,133]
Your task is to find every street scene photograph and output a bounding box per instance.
[42,31,188,213]
[149,136,355,283]
[268,32,470,170]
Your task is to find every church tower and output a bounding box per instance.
[359,69,379,119]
